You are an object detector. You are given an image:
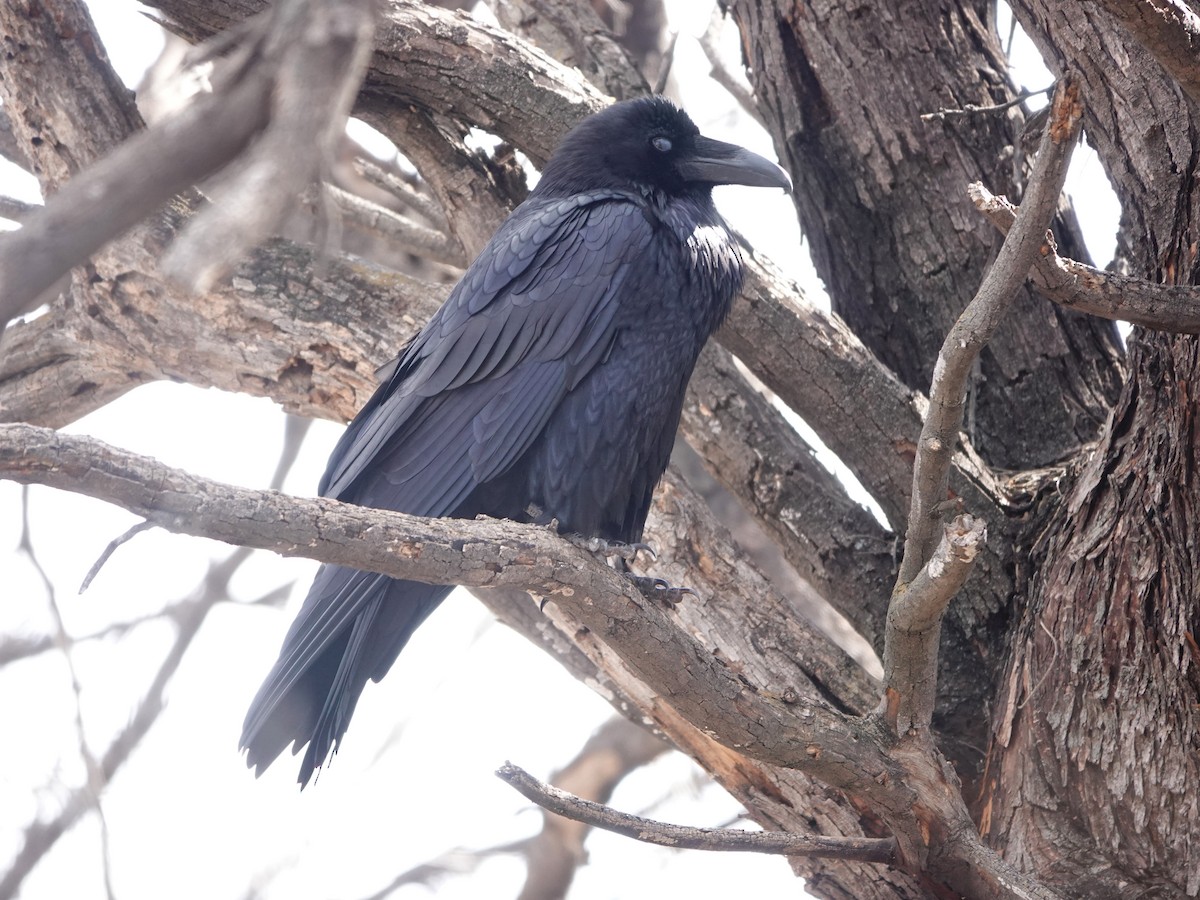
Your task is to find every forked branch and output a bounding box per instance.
[885,78,1083,731]
[974,186,1200,333]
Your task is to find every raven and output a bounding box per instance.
[241,96,791,785]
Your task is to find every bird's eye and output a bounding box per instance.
[651,136,672,153]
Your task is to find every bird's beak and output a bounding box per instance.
[678,135,793,191]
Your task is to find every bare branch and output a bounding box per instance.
[919,85,1053,121]
[882,515,987,733]
[974,185,1200,333]
[0,422,897,789]
[79,522,156,594]
[496,763,898,864]
[517,716,667,900]
[897,78,1084,586]
[699,6,766,127]
[16,486,116,898]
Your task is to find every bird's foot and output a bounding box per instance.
[567,534,658,564]
[627,574,694,608]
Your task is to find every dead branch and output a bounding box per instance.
[974,185,1200,333]
[0,0,376,324]
[699,5,766,127]
[516,716,668,900]
[895,78,1083,588]
[496,763,897,863]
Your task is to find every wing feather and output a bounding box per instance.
[320,193,652,512]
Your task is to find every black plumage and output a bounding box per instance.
[241,96,791,785]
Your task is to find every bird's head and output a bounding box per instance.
[535,96,792,198]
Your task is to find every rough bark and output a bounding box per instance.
[728,0,1124,470]
[3,0,1200,898]
[977,3,1200,895]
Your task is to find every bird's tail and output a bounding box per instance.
[240,565,451,786]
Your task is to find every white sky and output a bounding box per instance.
[0,2,1121,899]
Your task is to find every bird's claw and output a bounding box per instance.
[568,535,658,564]
[627,574,695,608]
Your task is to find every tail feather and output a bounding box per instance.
[241,565,451,786]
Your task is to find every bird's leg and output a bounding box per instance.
[626,575,695,608]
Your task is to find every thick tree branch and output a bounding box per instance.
[682,343,896,652]
[1092,0,1200,106]
[0,423,894,789]
[0,239,444,428]
[148,0,607,166]
[496,763,897,864]
[0,423,1068,896]
[975,185,1200,333]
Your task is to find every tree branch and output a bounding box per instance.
[882,515,987,733]
[974,184,1200,333]
[1091,0,1200,106]
[897,78,1083,586]
[0,423,906,791]
[883,78,1083,737]
[515,716,668,900]
[496,763,897,864]
[0,0,377,324]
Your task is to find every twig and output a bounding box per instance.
[0,196,38,222]
[920,85,1052,121]
[973,185,1200,333]
[517,716,667,900]
[79,521,156,593]
[496,763,897,863]
[885,77,1084,733]
[19,487,117,900]
[357,840,531,900]
[698,5,766,128]
[652,30,678,95]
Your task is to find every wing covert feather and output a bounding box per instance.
[320,194,653,514]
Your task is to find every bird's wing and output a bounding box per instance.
[319,191,654,510]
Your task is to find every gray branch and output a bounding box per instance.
[975,185,1200,333]
[496,763,897,863]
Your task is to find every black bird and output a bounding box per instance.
[241,96,791,785]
